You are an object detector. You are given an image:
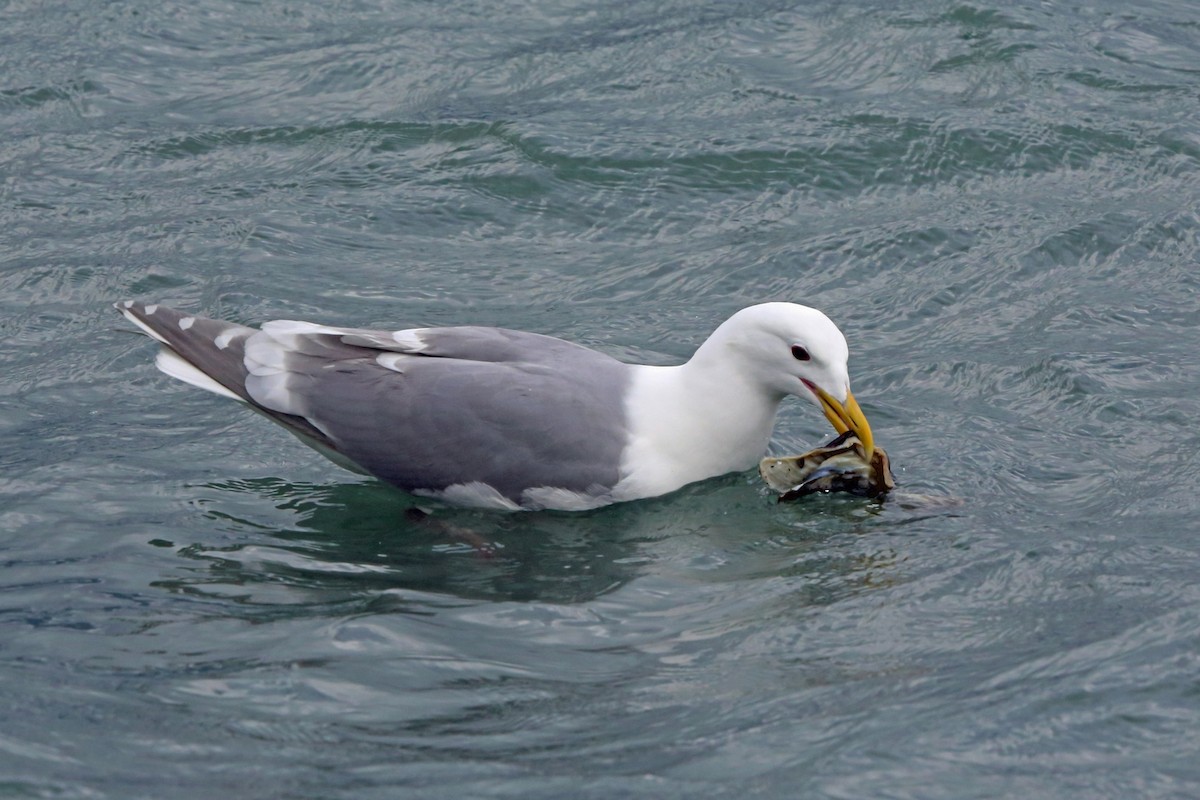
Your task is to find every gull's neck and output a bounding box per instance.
[614,342,787,501]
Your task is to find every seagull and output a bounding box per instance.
[115,301,874,511]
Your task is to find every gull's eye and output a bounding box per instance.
[791,344,811,362]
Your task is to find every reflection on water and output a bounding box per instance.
[153,475,915,608]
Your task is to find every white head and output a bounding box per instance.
[694,302,874,454]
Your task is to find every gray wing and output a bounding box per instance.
[339,324,598,364]
[117,302,632,501]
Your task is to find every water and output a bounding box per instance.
[3,1,1200,797]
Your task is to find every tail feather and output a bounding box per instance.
[116,301,256,400]
[114,301,341,456]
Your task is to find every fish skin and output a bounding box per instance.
[759,431,894,500]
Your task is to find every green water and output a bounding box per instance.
[3,1,1200,797]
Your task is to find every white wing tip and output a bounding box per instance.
[154,349,244,402]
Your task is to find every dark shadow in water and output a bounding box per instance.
[151,474,938,608]
[155,477,672,606]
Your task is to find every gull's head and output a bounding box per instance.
[704,302,874,456]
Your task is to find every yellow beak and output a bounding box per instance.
[811,386,874,458]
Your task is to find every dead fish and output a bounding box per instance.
[759,430,894,501]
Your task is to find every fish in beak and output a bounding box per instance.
[760,430,894,500]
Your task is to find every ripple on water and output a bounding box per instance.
[4,0,1200,797]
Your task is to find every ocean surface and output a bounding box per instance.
[3,1,1200,797]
